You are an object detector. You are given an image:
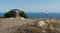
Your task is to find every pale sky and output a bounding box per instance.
[0,0,60,13]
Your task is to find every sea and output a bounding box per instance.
[0,13,60,19]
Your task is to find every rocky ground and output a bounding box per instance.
[0,18,60,33]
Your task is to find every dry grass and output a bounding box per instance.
[0,18,60,33]
[50,22,60,32]
[7,23,60,33]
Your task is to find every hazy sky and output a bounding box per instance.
[0,0,60,13]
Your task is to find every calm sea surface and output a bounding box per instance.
[0,13,60,19]
[27,13,60,19]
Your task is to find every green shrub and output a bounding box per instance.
[4,9,29,18]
